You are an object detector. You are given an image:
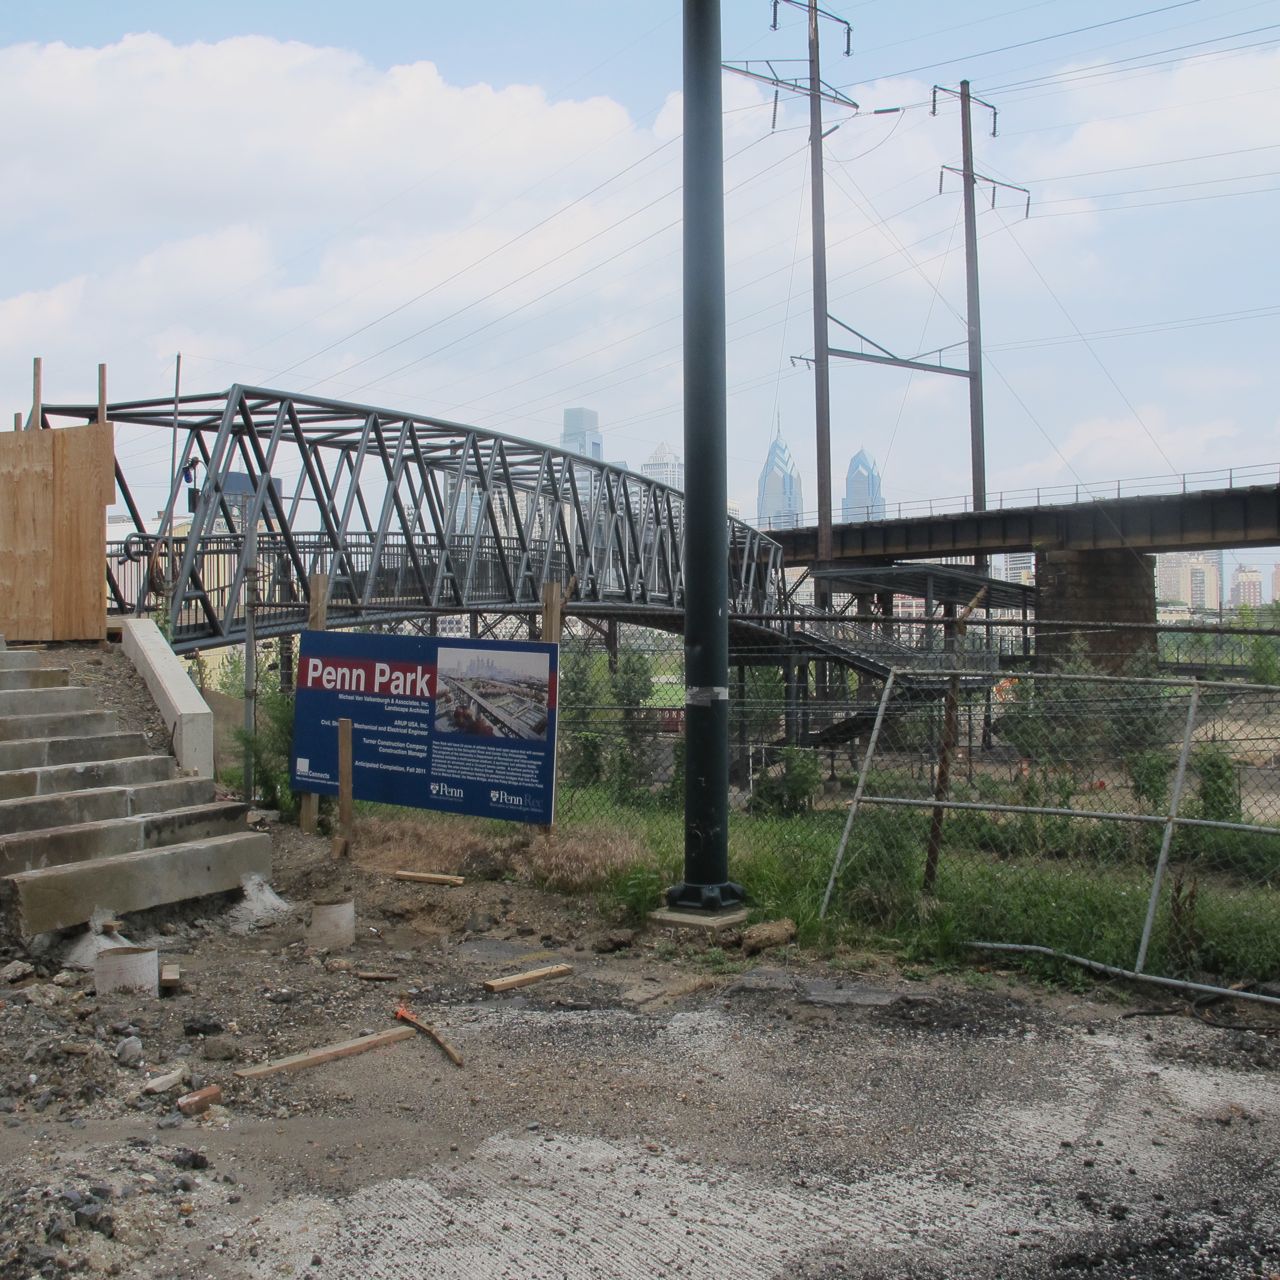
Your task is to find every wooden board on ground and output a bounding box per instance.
[483,963,574,994]
[160,963,181,990]
[233,1027,414,1080]
[393,871,465,887]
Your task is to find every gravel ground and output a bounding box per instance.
[36,642,170,748]
[1,819,1279,1280]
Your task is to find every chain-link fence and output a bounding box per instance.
[553,630,1280,990]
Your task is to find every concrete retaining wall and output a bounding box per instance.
[119,619,214,778]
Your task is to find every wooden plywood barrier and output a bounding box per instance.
[0,422,113,642]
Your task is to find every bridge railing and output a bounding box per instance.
[753,460,1280,529]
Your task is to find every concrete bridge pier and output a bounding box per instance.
[1035,549,1157,672]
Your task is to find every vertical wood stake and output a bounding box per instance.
[299,573,330,835]
[333,717,353,859]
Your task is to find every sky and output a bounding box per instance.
[2,1,1279,595]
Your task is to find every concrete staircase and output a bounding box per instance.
[0,637,271,938]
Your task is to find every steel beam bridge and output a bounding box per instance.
[50,384,788,644]
[774,483,1280,565]
[44,385,1000,687]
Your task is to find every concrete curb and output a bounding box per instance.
[119,619,214,779]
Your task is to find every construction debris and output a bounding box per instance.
[392,871,465,887]
[176,1085,222,1116]
[233,1027,415,1080]
[483,963,573,994]
[395,1004,464,1067]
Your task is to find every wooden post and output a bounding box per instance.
[539,579,571,836]
[298,572,330,835]
[923,588,986,894]
[29,357,42,430]
[332,717,353,859]
[12,412,20,432]
[97,364,107,425]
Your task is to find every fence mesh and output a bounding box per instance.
[551,630,1280,988]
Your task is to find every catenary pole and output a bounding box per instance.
[959,81,987,549]
[669,0,743,912]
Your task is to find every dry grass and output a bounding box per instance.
[351,814,650,894]
[508,827,651,894]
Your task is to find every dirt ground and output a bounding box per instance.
[1,813,1279,1280]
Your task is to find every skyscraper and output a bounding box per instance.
[641,442,684,490]
[756,427,804,530]
[1232,565,1263,608]
[561,407,603,461]
[843,449,885,522]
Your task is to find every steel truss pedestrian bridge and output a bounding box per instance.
[45,385,994,685]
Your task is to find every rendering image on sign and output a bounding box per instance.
[291,630,558,825]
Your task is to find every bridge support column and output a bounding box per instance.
[1035,549,1156,672]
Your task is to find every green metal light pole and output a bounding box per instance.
[668,0,743,912]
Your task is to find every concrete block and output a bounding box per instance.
[0,754,175,802]
[120,619,213,779]
[0,733,150,773]
[0,668,68,691]
[0,777,213,836]
[0,712,117,743]
[2,832,273,935]
[0,687,95,717]
[0,802,250,877]
[0,651,42,670]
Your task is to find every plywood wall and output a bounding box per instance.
[0,422,113,642]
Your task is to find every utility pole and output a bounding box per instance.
[807,0,834,578]
[959,81,987,545]
[667,0,743,914]
[724,2,853,735]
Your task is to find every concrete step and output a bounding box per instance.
[0,777,215,837]
[1,831,273,935]
[0,754,176,803]
[0,667,67,690]
[0,650,43,670]
[0,711,118,743]
[0,802,250,877]
[0,686,95,717]
[0,732,150,773]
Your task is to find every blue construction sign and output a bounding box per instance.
[291,630,558,824]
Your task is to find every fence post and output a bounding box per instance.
[821,670,896,918]
[298,572,329,835]
[1134,682,1200,974]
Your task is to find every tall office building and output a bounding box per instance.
[641,442,684,490]
[1156,552,1222,612]
[756,428,805,530]
[1232,565,1263,608]
[843,448,885,522]
[561,407,603,461]
[1002,552,1035,586]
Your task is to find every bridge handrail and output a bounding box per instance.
[753,461,1280,529]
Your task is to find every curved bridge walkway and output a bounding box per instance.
[46,386,990,686]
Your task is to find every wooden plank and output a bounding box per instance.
[395,1005,463,1067]
[332,716,353,858]
[233,1027,414,1080]
[0,428,54,641]
[52,424,111,641]
[354,971,399,982]
[483,963,573,994]
[393,871,465,887]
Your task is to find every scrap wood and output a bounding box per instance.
[395,1004,463,1067]
[356,971,399,982]
[160,964,182,990]
[483,963,573,994]
[233,1027,415,1080]
[392,871,465,887]
[177,1085,222,1116]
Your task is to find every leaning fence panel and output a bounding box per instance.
[825,669,1280,989]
